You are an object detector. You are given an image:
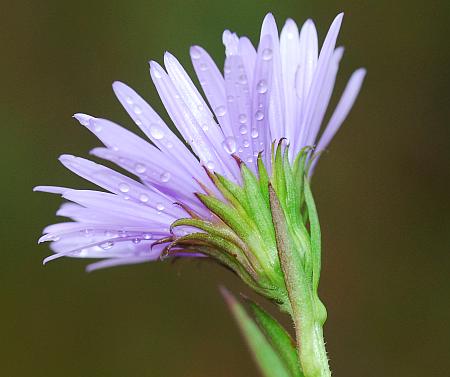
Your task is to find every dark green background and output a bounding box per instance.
[2,0,449,376]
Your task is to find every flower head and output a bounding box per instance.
[36,13,365,299]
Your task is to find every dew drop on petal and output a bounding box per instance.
[118,183,130,193]
[206,161,215,170]
[150,124,164,140]
[222,136,237,154]
[156,203,165,211]
[139,193,149,203]
[93,123,102,132]
[135,163,146,174]
[133,106,142,115]
[238,114,247,123]
[125,96,133,104]
[143,234,152,240]
[166,141,173,149]
[238,74,247,84]
[255,110,264,121]
[100,241,114,250]
[160,172,171,182]
[215,106,226,117]
[251,129,259,139]
[153,69,162,79]
[132,238,141,244]
[191,46,202,60]
[239,125,248,135]
[243,139,250,147]
[256,80,268,94]
[199,63,208,71]
[262,48,273,61]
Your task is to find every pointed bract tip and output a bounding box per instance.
[219,285,235,305]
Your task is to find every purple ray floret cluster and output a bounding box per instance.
[35,13,365,271]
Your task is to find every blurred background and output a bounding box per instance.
[1,0,449,376]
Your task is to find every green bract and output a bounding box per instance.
[164,143,330,376]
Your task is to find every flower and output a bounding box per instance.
[35,12,365,278]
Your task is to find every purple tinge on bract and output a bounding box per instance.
[35,13,365,271]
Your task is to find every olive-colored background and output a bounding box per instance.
[2,0,449,376]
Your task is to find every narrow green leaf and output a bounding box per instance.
[221,288,291,377]
[246,299,305,377]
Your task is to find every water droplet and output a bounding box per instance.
[125,96,133,104]
[118,183,130,193]
[150,124,164,140]
[199,63,208,71]
[206,161,215,170]
[201,124,209,131]
[222,136,237,154]
[246,156,253,163]
[191,46,202,59]
[135,119,143,126]
[239,125,248,135]
[79,249,88,257]
[224,65,231,74]
[256,80,268,94]
[143,234,152,240]
[166,141,173,149]
[132,238,141,244]
[135,163,146,174]
[238,147,243,153]
[238,114,247,123]
[238,74,247,84]
[160,172,171,182]
[255,110,264,121]
[226,95,234,102]
[251,129,259,139]
[243,139,250,147]
[156,203,165,211]
[153,69,162,79]
[93,122,102,132]
[100,241,114,250]
[215,106,226,116]
[139,193,149,203]
[133,106,142,115]
[262,48,273,61]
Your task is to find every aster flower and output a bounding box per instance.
[36,12,365,377]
